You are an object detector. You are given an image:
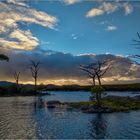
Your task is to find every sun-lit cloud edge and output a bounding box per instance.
[0,0,58,51]
[6,76,140,86]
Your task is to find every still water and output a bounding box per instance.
[0,91,140,139]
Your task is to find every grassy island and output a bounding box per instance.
[66,96,140,113]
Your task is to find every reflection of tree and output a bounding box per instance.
[33,97,44,110]
[89,113,107,139]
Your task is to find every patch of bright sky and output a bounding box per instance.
[23,1,140,56]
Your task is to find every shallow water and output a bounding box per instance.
[43,91,140,102]
[0,91,140,139]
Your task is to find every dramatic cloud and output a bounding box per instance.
[86,2,133,18]
[0,50,139,85]
[0,1,58,50]
[106,25,117,31]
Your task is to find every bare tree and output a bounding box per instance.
[80,60,111,104]
[93,60,111,86]
[132,32,140,65]
[80,64,96,86]
[80,60,111,86]
[132,32,140,47]
[14,71,20,85]
[29,60,41,91]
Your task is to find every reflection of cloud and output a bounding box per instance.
[0,50,139,85]
[0,1,57,50]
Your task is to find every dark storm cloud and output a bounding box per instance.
[0,50,140,83]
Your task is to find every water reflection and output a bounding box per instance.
[0,93,140,139]
[89,114,107,139]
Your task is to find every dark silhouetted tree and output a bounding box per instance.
[80,60,111,86]
[80,60,111,105]
[132,32,140,65]
[14,71,20,85]
[80,64,96,86]
[29,60,41,91]
[92,60,111,86]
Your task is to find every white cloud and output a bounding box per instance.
[9,29,39,50]
[106,25,117,31]
[124,3,133,15]
[86,8,104,17]
[0,1,58,50]
[0,29,39,50]
[63,0,80,5]
[7,0,29,7]
[71,34,78,40]
[101,2,118,14]
[86,2,134,18]
[86,2,119,17]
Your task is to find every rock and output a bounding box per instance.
[46,100,61,105]
[45,100,61,108]
[41,100,72,109]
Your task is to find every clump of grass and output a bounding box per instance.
[100,98,140,111]
[67,101,94,109]
[66,96,140,112]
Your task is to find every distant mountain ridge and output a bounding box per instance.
[0,81,14,87]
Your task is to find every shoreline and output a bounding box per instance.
[0,90,140,97]
[40,95,140,113]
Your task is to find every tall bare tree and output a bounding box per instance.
[93,60,111,86]
[14,71,20,85]
[30,60,41,91]
[80,64,96,86]
[80,60,111,86]
[80,60,111,103]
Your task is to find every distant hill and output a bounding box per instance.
[0,81,140,91]
[0,81,13,87]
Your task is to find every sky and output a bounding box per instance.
[0,0,140,85]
